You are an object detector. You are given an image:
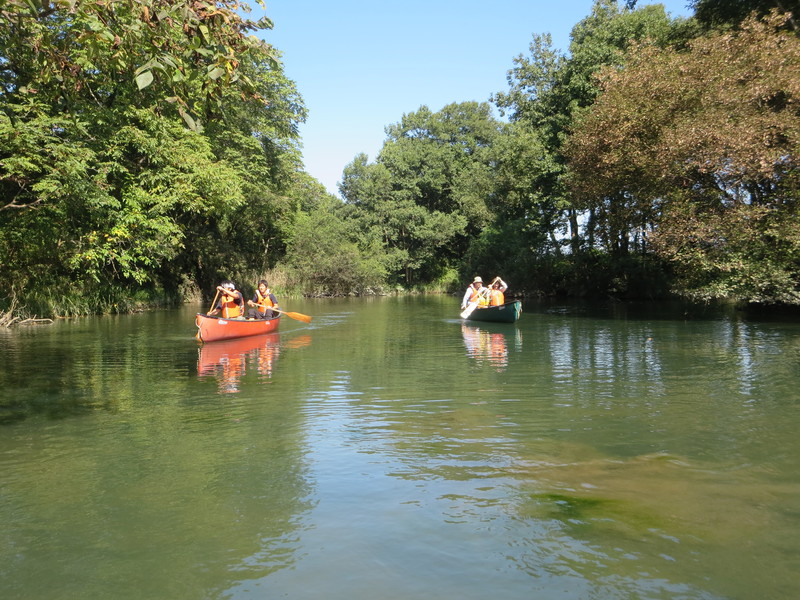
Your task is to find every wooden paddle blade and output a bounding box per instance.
[255,304,313,324]
[283,310,313,323]
[460,302,479,319]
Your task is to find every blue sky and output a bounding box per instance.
[253,1,693,196]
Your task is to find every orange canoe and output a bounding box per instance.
[195,313,280,343]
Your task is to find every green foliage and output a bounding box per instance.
[491,1,690,258]
[462,220,543,289]
[0,1,307,315]
[338,154,413,283]
[0,0,276,128]
[490,122,569,252]
[691,0,800,31]
[283,199,386,296]
[0,105,245,288]
[340,102,500,286]
[4,0,800,310]
[655,200,800,304]
[567,11,800,303]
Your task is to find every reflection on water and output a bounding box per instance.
[196,333,313,394]
[2,298,800,600]
[461,323,521,371]
[197,333,283,393]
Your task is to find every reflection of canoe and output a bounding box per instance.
[197,333,281,376]
[461,323,509,371]
[195,313,280,343]
[198,333,282,393]
[465,301,522,323]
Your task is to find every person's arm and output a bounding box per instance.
[496,278,508,292]
[269,293,279,308]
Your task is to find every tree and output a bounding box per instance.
[566,12,800,303]
[690,0,799,31]
[0,0,278,130]
[0,1,306,312]
[379,102,498,236]
[283,194,386,296]
[493,1,689,256]
[340,103,501,286]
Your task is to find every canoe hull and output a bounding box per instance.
[195,313,280,343]
[464,301,522,323]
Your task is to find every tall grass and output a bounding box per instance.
[2,280,182,319]
[229,267,304,298]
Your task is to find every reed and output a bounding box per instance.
[6,281,182,319]
[234,266,306,297]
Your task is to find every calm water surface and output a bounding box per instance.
[1,296,799,599]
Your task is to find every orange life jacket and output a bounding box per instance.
[469,286,489,306]
[256,289,274,313]
[488,289,505,306]
[221,293,242,318]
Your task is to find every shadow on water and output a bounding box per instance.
[525,297,800,324]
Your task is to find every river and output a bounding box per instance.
[1,296,799,599]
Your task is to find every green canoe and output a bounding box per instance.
[464,300,522,323]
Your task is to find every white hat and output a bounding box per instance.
[473,276,483,283]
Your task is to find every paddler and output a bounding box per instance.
[246,279,280,319]
[487,278,508,306]
[460,276,490,310]
[209,281,245,318]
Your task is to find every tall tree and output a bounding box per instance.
[0,1,305,312]
[282,192,386,296]
[566,12,800,303]
[492,33,574,254]
[340,102,501,286]
[691,0,799,31]
[493,1,689,256]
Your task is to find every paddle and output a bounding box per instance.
[197,287,218,340]
[206,289,220,315]
[255,304,313,324]
[460,277,499,319]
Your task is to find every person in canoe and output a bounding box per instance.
[487,278,508,306]
[246,279,280,319]
[461,276,490,311]
[209,281,245,318]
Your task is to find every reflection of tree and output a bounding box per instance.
[197,334,282,393]
[1,307,318,598]
[461,324,512,371]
